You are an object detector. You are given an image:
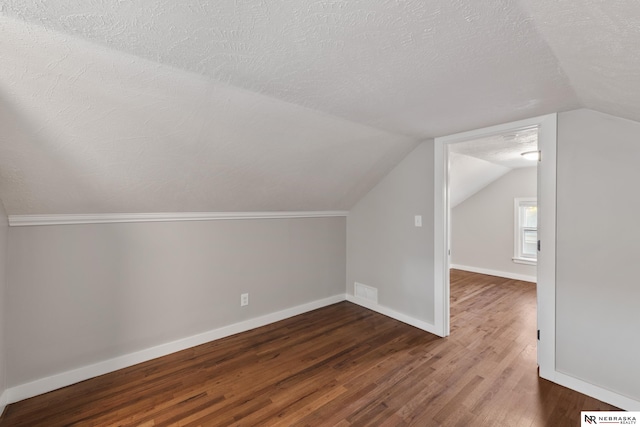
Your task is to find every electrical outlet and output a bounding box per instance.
[240,293,249,307]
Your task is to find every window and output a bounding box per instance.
[514,198,537,265]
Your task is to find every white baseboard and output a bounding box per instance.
[542,370,640,411]
[6,294,346,404]
[450,264,536,283]
[0,389,8,417]
[453,265,640,409]
[346,294,439,336]
[9,292,635,414]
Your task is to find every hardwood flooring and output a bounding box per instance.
[1,270,618,426]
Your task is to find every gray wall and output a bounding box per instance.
[451,167,537,279]
[6,217,346,387]
[6,107,639,406]
[346,142,435,324]
[557,109,640,400]
[0,200,7,400]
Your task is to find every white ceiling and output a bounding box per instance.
[449,127,538,169]
[1,1,639,214]
[449,152,510,208]
[0,17,416,214]
[448,127,537,208]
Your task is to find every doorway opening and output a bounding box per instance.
[447,127,538,356]
[433,114,557,378]
[448,126,538,280]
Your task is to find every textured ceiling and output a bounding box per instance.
[1,1,639,214]
[0,0,580,137]
[0,16,416,214]
[520,0,640,124]
[449,127,538,169]
[449,127,537,207]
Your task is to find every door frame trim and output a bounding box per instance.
[433,113,557,378]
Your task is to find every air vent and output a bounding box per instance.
[354,282,378,304]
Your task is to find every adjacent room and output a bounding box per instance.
[1,1,639,425]
[449,127,539,283]
[447,127,539,341]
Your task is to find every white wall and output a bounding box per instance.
[449,152,510,208]
[6,217,345,388]
[346,142,435,326]
[556,109,640,401]
[0,200,8,410]
[451,167,537,281]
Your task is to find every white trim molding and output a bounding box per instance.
[434,113,557,375]
[450,264,536,283]
[0,390,8,417]
[544,370,640,411]
[8,211,349,227]
[4,294,443,405]
[512,257,537,266]
[346,294,439,336]
[513,197,538,265]
[5,294,346,404]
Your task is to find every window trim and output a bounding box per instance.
[513,197,537,265]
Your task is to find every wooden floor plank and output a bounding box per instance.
[0,270,619,426]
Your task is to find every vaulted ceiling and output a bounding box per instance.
[1,1,638,215]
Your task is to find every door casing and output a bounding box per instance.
[433,113,557,377]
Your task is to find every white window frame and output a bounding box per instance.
[513,197,537,265]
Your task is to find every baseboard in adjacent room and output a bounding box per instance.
[450,264,536,283]
[6,293,347,404]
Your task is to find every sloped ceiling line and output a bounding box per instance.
[0,14,418,215]
[1,1,639,215]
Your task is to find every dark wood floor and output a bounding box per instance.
[1,270,617,426]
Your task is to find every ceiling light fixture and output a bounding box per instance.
[521,150,539,161]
